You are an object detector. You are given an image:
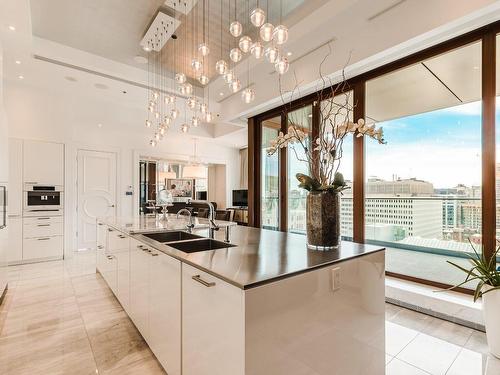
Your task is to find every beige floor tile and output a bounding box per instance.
[397,333,462,375]
[102,356,167,375]
[386,358,431,375]
[385,321,419,356]
[447,347,500,375]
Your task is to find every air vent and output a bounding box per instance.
[140,11,181,52]
[164,0,199,15]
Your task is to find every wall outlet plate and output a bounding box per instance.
[331,267,341,291]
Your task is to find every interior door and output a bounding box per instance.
[77,149,117,250]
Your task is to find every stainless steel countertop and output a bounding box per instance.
[101,217,385,290]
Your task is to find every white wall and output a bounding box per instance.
[207,164,227,209]
[4,79,241,255]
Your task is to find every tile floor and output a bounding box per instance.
[0,251,499,375]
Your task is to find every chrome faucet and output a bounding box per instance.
[186,199,220,239]
[177,208,195,232]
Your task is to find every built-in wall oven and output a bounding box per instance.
[24,184,63,215]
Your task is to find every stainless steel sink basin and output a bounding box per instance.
[166,239,236,253]
[143,231,203,243]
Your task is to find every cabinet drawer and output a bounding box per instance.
[23,236,63,260]
[108,230,129,250]
[24,220,63,238]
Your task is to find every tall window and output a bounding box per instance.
[365,41,482,287]
[261,117,281,230]
[287,106,312,234]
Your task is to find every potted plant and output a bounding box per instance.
[266,94,385,249]
[447,243,500,357]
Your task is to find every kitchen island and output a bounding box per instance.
[97,215,386,375]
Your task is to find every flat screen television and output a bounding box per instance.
[232,189,248,207]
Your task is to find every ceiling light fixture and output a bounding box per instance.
[18,75,24,80]
[15,60,21,65]
[8,25,15,31]
[250,7,266,27]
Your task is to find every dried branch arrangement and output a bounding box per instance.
[266,46,386,193]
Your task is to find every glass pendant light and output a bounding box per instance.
[239,36,252,53]
[171,108,179,119]
[205,112,213,123]
[250,42,264,59]
[154,132,161,141]
[230,78,241,93]
[153,91,160,100]
[149,100,156,107]
[198,42,210,56]
[192,116,200,127]
[229,21,242,37]
[187,97,197,109]
[241,88,255,103]
[230,48,242,62]
[181,123,189,133]
[191,58,202,71]
[265,46,280,63]
[164,116,172,126]
[215,60,228,75]
[260,23,274,42]
[198,75,210,85]
[224,70,235,84]
[175,73,186,84]
[178,84,187,95]
[272,25,289,45]
[250,8,265,27]
[154,111,160,119]
[148,105,154,113]
[199,103,208,114]
[150,139,157,147]
[275,56,289,74]
[145,119,152,128]
[159,126,166,135]
[184,83,193,95]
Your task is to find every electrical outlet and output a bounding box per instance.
[331,267,341,291]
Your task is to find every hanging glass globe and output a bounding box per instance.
[181,123,189,133]
[260,23,274,42]
[215,59,228,75]
[265,46,280,63]
[154,111,160,119]
[250,41,264,59]
[154,132,160,141]
[149,100,156,107]
[250,8,266,27]
[191,58,202,71]
[178,84,187,95]
[148,105,154,113]
[230,48,242,62]
[159,127,166,136]
[273,25,289,45]
[198,75,210,85]
[153,91,160,100]
[163,95,170,104]
[229,21,243,37]
[192,116,200,127]
[239,36,252,53]
[205,112,213,123]
[223,70,235,84]
[275,56,289,74]
[150,139,157,147]
[175,72,186,84]
[171,108,179,119]
[184,83,193,95]
[241,88,255,103]
[198,42,210,56]
[145,119,152,128]
[199,103,208,114]
[164,116,172,125]
[187,97,197,109]
[230,78,241,93]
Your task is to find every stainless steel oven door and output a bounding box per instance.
[24,191,63,211]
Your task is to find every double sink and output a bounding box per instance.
[141,231,236,253]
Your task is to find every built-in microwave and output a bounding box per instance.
[24,184,64,212]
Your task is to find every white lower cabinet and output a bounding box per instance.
[7,216,22,264]
[182,263,245,375]
[149,250,181,375]
[129,239,151,337]
[23,236,63,261]
[108,230,130,311]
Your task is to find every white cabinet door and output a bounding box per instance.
[23,140,64,185]
[7,216,22,264]
[109,231,130,312]
[130,238,150,339]
[96,222,107,273]
[8,138,23,216]
[182,264,245,375]
[23,236,63,261]
[149,250,181,375]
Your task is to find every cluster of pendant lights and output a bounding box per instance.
[215,0,290,104]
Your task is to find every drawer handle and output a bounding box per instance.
[37,224,50,227]
[108,228,114,232]
[151,253,159,257]
[106,255,114,260]
[97,245,103,249]
[137,244,143,249]
[192,275,215,287]
[37,238,51,241]
[142,248,151,253]
[98,223,103,226]
[118,234,126,239]
[37,217,50,220]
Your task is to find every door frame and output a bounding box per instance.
[68,143,120,255]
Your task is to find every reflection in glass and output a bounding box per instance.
[261,117,281,230]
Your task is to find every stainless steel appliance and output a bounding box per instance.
[24,183,63,214]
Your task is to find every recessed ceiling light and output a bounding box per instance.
[15,60,21,65]
[142,46,151,52]
[308,114,312,118]
[8,25,16,31]
[219,92,224,96]
[18,75,24,80]
[94,83,108,90]
[287,52,292,56]
[473,66,479,70]
[134,55,148,64]
[97,123,103,128]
